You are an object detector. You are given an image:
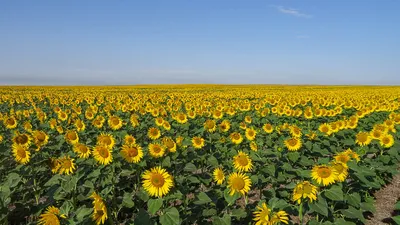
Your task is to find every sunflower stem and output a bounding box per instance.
[299,202,304,225]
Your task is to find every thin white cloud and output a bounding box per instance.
[274,6,312,18]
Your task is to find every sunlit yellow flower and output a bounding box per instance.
[204,119,216,132]
[73,143,91,158]
[120,144,143,163]
[93,145,113,165]
[250,141,258,152]
[58,156,76,175]
[163,120,171,130]
[331,161,348,182]
[233,151,253,172]
[284,137,302,151]
[311,165,338,186]
[96,133,115,149]
[292,181,318,204]
[213,168,225,185]
[379,133,394,148]
[334,152,351,164]
[262,123,273,133]
[32,130,49,150]
[318,123,332,135]
[163,137,177,152]
[230,132,243,145]
[108,115,123,130]
[142,166,174,197]
[219,120,231,132]
[245,127,257,141]
[355,132,372,146]
[38,206,66,225]
[12,144,30,164]
[12,132,31,147]
[90,192,108,225]
[148,143,165,158]
[176,113,188,124]
[74,119,86,132]
[65,130,79,145]
[227,172,251,196]
[191,136,205,149]
[148,127,161,140]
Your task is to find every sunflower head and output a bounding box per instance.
[227,172,252,196]
[148,127,161,140]
[142,166,174,197]
[120,144,143,163]
[93,145,113,165]
[65,130,79,145]
[233,151,253,172]
[311,165,338,186]
[191,137,205,149]
[148,143,165,158]
[58,156,76,175]
[284,137,302,151]
[12,144,30,164]
[213,168,225,185]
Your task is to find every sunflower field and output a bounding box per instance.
[1,85,400,225]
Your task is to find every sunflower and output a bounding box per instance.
[253,203,271,225]
[250,141,258,152]
[148,143,165,158]
[58,156,76,175]
[355,132,372,146]
[379,134,394,148]
[38,206,66,225]
[96,133,115,149]
[244,116,252,123]
[124,135,136,146]
[93,145,113,165]
[311,165,338,186]
[58,111,68,121]
[108,115,123,130]
[48,158,61,173]
[204,119,216,132]
[245,127,257,141]
[239,122,247,130]
[12,132,31,147]
[334,152,351,164]
[120,144,143,163]
[73,143,91,158]
[192,136,205,149]
[148,127,161,140]
[212,109,223,119]
[370,129,383,140]
[142,166,174,197]
[33,130,49,150]
[213,168,225,185]
[23,121,33,132]
[4,116,18,129]
[65,130,79,145]
[176,113,188,124]
[155,117,164,126]
[163,121,171,130]
[0,135,3,143]
[219,120,231,132]
[262,123,273,133]
[344,149,360,162]
[230,132,243,145]
[12,144,30,164]
[163,137,177,152]
[233,151,253,172]
[284,137,302,151]
[318,123,331,135]
[227,172,251,196]
[74,119,86,132]
[290,126,302,138]
[331,162,348,182]
[292,181,318,204]
[90,192,108,225]
[270,211,289,225]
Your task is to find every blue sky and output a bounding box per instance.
[0,0,399,85]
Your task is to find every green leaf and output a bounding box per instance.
[324,185,344,201]
[334,218,356,225]
[162,156,171,167]
[194,192,212,205]
[395,201,400,210]
[341,206,365,222]
[148,198,164,215]
[75,207,93,221]
[360,202,375,213]
[345,193,361,207]
[7,173,21,188]
[137,188,149,202]
[392,215,400,224]
[60,200,74,216]
[44,174,61,187]
[187,176,200,184]
[224,189,239,206]
[184,163,197,172]
[207,156,219,166]
[160,207,180,225]
[287,152,300,162]
[203,208,217,217]
[122,192,135,208]
[120,169,133,177]
[134,208,153,225]
[230,208,247,219]
[212,214,231,225]
[309,197,329,217]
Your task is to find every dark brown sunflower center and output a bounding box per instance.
[317,168,331,178]
[232,177,245,190]
[236,155,249,166]
[151,174,165,187]
[98,147,109,158]
[127,147,138,157]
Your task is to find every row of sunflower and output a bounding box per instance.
[0,86,399,225]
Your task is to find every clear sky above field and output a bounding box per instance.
[0,0,399,85]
